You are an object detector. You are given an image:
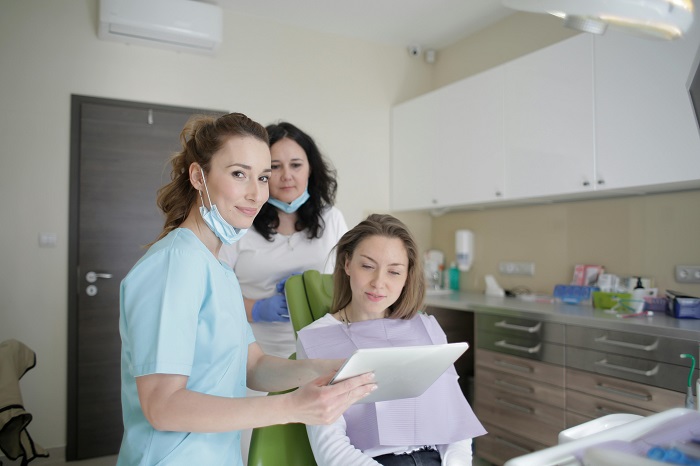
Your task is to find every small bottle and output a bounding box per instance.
[449,262,460,291]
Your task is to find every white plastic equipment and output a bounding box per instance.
[98,0,223,54]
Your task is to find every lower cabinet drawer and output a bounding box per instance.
[476,348,565,388]
[475,421,547,466]
[566,367,685,412]
[476,365,565,408]
[566,388,656,419]
[475,382,565,446]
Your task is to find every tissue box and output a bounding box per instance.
[665,290,700,319]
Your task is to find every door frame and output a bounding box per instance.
[66,95,226,459]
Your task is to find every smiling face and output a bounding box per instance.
[344,235,409,321]
[268,137,310,204]
[199,135,271,230]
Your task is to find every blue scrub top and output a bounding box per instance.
[117,228,255,466]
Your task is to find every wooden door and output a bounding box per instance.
[67,96,223,460]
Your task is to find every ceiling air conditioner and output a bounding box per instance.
[98,0,223,55]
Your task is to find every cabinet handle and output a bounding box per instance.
[583,180,590,187]
[496,397,534,414]
[595,406,620,416]
[494,320,542,333]
[597,179,605,185]
[495,378,534,394]
[493,435,533,454]
[495,339,541,354]
[595,382,651,401]
[494,358,534,373]
[594,335,658,351]
[594,359,659,377]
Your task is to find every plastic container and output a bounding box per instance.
[553,284,600,304]
[448,262,460,291]
[592,291,632,310]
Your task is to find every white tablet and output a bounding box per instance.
[329,342,469,404]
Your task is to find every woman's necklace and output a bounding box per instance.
[340,307,351,326]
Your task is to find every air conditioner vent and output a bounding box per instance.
[98,0,223,55]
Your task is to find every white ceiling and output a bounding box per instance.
[211,0,515,50]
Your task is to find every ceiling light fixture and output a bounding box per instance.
[502,0,695,40]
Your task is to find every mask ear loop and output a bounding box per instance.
[198,169,214,210]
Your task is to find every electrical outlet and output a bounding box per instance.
[675,265,700,283]
[499,261,535,276]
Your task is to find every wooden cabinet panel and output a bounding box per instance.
[476,348,565,387]
[566,367,685,412]
[566,388,657,419]
[475,382,565,446]
[475,422,546,466]
[477,365,565,408]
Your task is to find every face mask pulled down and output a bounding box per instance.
[267,189,310,214]
[198,171,248,245]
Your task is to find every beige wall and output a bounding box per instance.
[396,12,700,298]
[431,191,700,297]
[0,0,435,449]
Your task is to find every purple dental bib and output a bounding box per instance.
[298,314,486,451]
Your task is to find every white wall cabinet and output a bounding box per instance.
[434,66,505,207]
[593,31,700,191]
[390,29,700,213]
[504,34,595,200]
[391,92,438,211]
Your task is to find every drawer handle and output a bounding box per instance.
[595,406,620,416]
[594,359,659,377]
[493,435,532,453]
[495,378,534,394]
[496,397,534,414]
[495,320,542,333]
[494,359,535,373]
[594,335,659,352]
[595,382,652,401]
[495,339,542,354]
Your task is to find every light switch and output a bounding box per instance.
[38,232,57,248]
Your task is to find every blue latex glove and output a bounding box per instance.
[252,294,290,322]
[275,272,301,293]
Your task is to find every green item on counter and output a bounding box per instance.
[592,291,632,310]
[449,262,460,291]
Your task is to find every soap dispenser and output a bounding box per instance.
[631,277,646,312]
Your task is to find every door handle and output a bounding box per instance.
[86,271,113,283]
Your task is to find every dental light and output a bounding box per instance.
[502,0,695,40]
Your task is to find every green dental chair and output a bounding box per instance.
[246,270,334,466]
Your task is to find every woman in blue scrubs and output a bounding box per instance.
[117,112,376,466]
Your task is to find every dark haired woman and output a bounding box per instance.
[220,121,347,359]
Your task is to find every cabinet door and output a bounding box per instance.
[594,30,700,190]
[504,34,595,199]
[390,92,438,211]
[434,66,505,206]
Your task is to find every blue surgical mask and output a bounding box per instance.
[267,189,310,214]
[198,171,248,245]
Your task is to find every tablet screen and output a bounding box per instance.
[329,342,468,404]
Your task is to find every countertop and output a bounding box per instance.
[424,290,700,341]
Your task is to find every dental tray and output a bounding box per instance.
[553,285,600,305]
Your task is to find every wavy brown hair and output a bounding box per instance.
[331,214,425,319]
[153,112,268,243]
